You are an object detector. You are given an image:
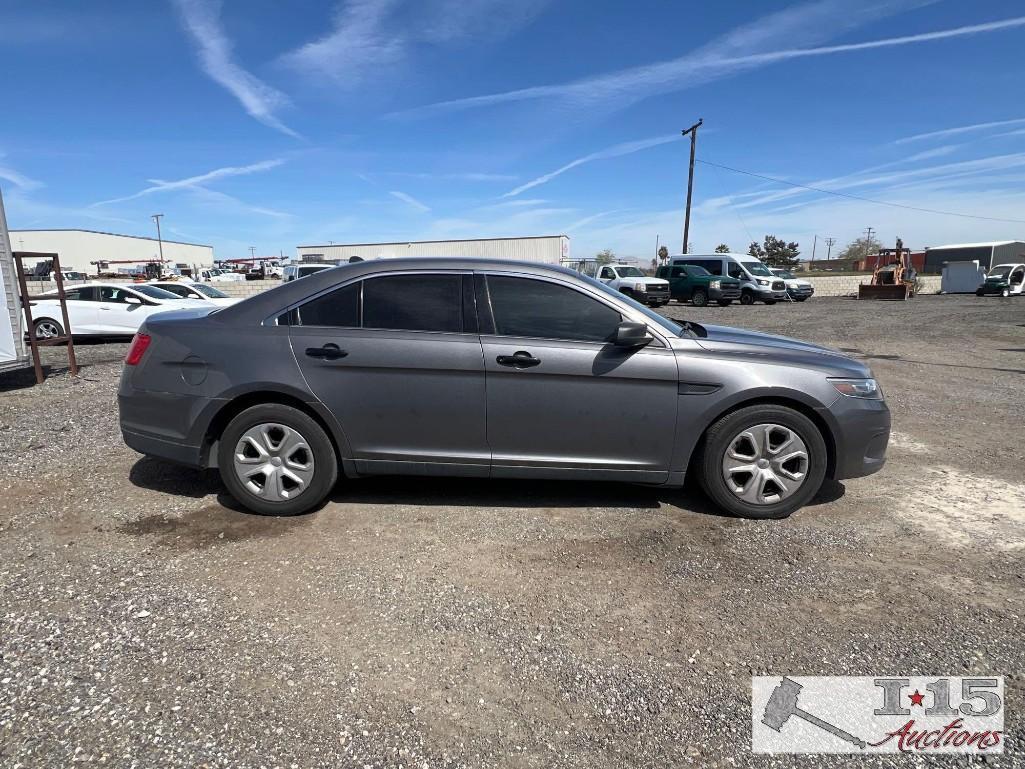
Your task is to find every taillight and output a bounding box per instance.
[124,333,152,365]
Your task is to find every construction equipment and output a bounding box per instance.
[858,237,916,300]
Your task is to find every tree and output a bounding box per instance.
[837,235,882,261]
[657,245,669,262]
[595,249,615,265]
[748,235,800,268]
[714,243,731,253]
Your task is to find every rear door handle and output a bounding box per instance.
[305,343,347,361]
[496,351,541,368]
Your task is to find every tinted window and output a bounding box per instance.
[487,276,621,343]
[364,274,463,332]
[727,263,746,280]
[154,284,189,297]
[686,265,711,277]
[599,266,615,280]
[670,266,685,278]
[295,281,360,327]
[679,258,721,275]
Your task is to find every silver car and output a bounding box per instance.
[118,258,890,519]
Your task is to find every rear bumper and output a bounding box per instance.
[823,397,891,480]
[118,387,221,468]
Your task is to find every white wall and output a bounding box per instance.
[10,230,214,273]
[297,236,570,265]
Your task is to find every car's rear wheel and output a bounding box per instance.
[33,318,64,340]
[739,291,755,305]
[696,404,827,519]
[691,289,708,307]
[218,404,338,516]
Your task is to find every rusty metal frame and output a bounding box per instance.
[13,252,79,384]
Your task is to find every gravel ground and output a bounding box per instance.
[1,295,1022,767]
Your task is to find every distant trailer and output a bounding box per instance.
[296,235,570,265]
[0,189,29,375]
[940,261,987,294]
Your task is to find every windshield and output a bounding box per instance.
[774,270,795,279]
[192,283,228,298]
[988,265,1012,278]
[132,285,182,300]
[615,266,645,277]
[580,274,683,337]
[301,265,332,275]
[208,269,222,276]
[742,261,773,277]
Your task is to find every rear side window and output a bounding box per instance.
[294,282,360,327]
[363,274,463,332]
[486,275,621,343]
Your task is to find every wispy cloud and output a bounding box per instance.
[503,135,678,197]
[171,0,299,138]
[391,7,1025,120]
[0,156,43,191]
[895,117,1025,144]
[381,171,519,182]
[279,0,550,85]
[389,190,431,212]
[91,159,285,207]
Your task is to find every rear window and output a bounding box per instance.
[363,274,463,332]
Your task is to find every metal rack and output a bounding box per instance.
[13,251,79,384]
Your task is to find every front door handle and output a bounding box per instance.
[496,351,541,368]
[305,343,347,361]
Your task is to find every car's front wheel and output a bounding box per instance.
[1001,288,1010,297]
[696,404,827,519]
[691,289,708,307]
[218,404,338,516]
[739,292,755,305]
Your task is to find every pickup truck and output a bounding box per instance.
[596,264,670,306]
[656,263,741,306]
[769,268,815,301]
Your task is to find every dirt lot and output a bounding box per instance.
[1,294,1022,767]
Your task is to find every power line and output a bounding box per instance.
[695,159,1025,225]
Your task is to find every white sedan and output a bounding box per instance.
[29,283,211,339]
[148,281,240,307]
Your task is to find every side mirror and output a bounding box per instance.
[124,295,142,305]
[614,321,653,348]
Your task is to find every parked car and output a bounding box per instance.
[148,281,240,307]
[199,268,245,283]
[769,268,815,301]
[655,263,741,306]
[670,254,788,305]
[119,258,890,520]
[30,283,210,339]
[596,263,670,306]
[282,263,335,282]
[976,263,1025,297]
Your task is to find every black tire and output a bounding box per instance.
[33,317,65,340]
[739,291,755,306]
[691,289,708,307]
[764,300,777,305]
[217,404,338,516]
[975,290,984,297]
[694,404,827,520]
[717,299,732,307]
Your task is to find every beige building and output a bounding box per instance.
[10,229,214,274]
[296,235,570,264]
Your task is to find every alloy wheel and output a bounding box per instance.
[721,423,809,505]
[232,423,315,501]
[35,320,61,339]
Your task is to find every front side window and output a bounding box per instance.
[363,274,463,332]
[727,263,745,280]
[599,266,615,280]
[686,265,710,277]
[486,275,622,343]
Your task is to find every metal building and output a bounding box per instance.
[923,241,1025,274]
[9,229,214,274]
[296,235,570,264]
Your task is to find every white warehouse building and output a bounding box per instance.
[9,229,214,274]
[296,235,570,264]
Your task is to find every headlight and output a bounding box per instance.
[756,278,769,286]
[710,280,721,289]
[635,282,648,292]
[829,378,883,399]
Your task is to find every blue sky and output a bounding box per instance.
[2,0,1025,260]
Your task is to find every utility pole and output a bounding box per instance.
[655,234,660,261]
[863,227,875,257]
[681,118,702,254]
[812,234,818,261]
[151,214,164,264]
[249,246,256,259]
[825,237,836,260]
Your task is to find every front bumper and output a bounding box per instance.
[710,286,742,301]
[823,396,891,480]
[977,283,1008,295]
[788,285,814,298]
[637,287,671,303]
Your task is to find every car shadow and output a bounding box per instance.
[129,456,845,521]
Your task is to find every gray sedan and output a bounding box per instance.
[118,258,889,519]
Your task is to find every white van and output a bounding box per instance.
[670,253,788,305]
[282,263,334,282]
